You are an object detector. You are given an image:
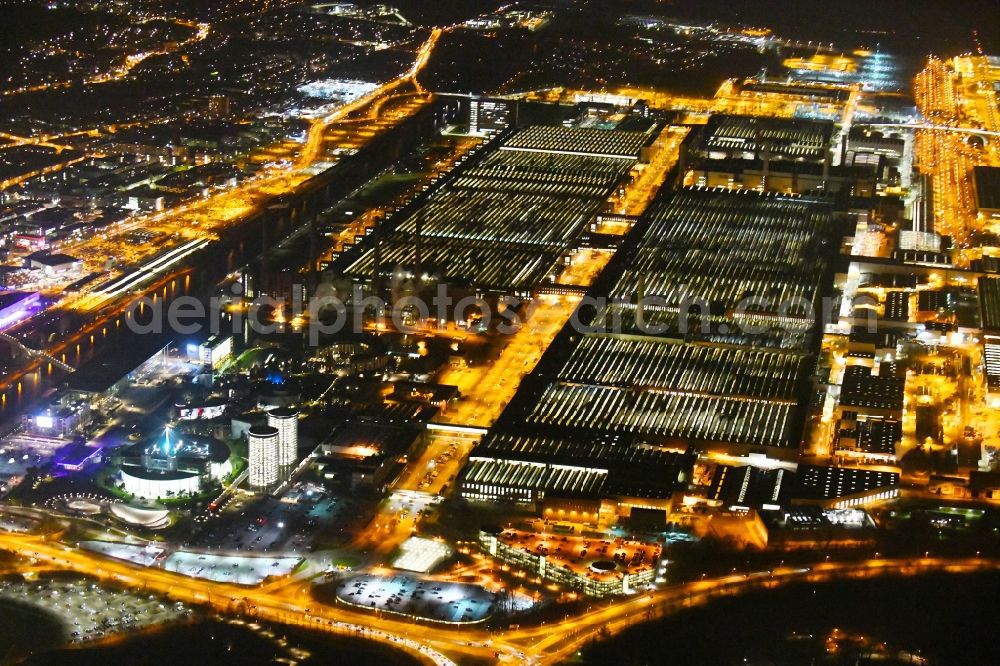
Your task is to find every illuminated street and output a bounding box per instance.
[2,524,1000,665]
[1,2,1000,664]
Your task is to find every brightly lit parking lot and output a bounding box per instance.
[497,529,662,583]
[391,536,452,573]
[0,575,190,644]
[81,540,164,567]
[189,487,344,554]
[335,574,495,624]
[163,551,301,585]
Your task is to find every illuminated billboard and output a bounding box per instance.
[177,404,226,420]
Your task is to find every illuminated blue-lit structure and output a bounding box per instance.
[118,427,231,500]
[0,291,40,330]
[257,371,301,409]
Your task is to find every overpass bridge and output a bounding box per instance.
[0,332,74,373]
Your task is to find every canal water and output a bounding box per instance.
[581,571,1000,665]
[0,597,66,660]
[14,617,419,665]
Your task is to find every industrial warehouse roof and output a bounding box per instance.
[67,332,173,395]
[526,381,797,448]
[973,166,1000,213]
[979,277,1000,333]
[707,464,795,509]
[884,291,910,321]
[462,459,609,498]
[916,289,953,313]
[984,341,1000,393]
[324,420,419,455]
[516,333,807,448]
[856,419,902,455]
[741,81,851,103]
[696,114,834,161]
[793,464,899,502]
[555,335,805,400]
[839,365,905,412]
[498,124,654,158]
[341,126,640,293]
[461,432,694,500]
[982,277,1000,392]
[598,187,833,349]
[26,251,81,267]
[488,186,836,453]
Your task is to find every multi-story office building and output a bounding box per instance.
[267,407,299,467]
[248,424,280,489]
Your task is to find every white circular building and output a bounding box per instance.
[267,407,299,466]
[110,503,171,529]
[248,424,280,489]
[119,428,232,501]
